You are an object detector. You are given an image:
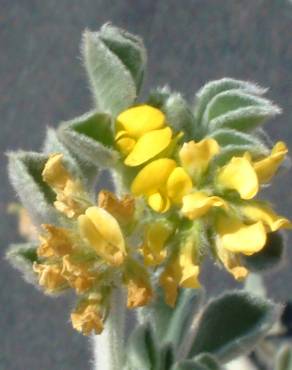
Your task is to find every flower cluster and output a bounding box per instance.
[32,154,152,335]
[19,104,291,335]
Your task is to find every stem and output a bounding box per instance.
[92,288,126,370]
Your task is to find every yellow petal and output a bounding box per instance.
[159,266,178,307]
[166,167,193,204]
[124,127,173,166]
[148,192,170,213]
[71,301,104,335]
[116,136,136,156]
[242,203,292,232]
[131,158,177,196]
[254,141,288,183]
[38,224,73,258]
[181,192,227,220]
[78,206,126,265]
[42,153,70,190]
[98,190,135,224]
[178,241,201,289]
[216,246,249,281]
[216,215,267,255]
[33,262,67,293]
[217,156,259,199]
[141,221,172,266]
[179,138,220,175]
[116,105,165,139]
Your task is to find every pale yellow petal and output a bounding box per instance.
[124,127,172,166]
[254,141,288,183]
[217,215,267,255]
[148,192,170,213]
[216,245,249,281]
[42,153,70,190]
[179,138,220,174]
[217,156,259,199]
[166,167,193,204]
[116,105,165,138]
[131,158,177,196]
[181,192,227,220]
[242,204,292,232]
[85,207,125,254]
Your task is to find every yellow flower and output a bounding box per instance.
[131,158,192,213]
[37,224,73,258]
[179,138,220,180]
[141,221,173,266]
[123,258,153,308]
[216,246,249,281]
[216,213,267,255]
[115,105,174,166]
[241,203,292,232]
[160,240,200,307]
[78,206,126,266]
[71,300,104,335]
[33,262,68,293]
[97,190,135,225]
[253,141,288,183]
[181,191,227,220]
[61,255,96,294]
[42,153,88,218]
[217,156,259,200]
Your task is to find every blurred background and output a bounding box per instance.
[1,0,292,369]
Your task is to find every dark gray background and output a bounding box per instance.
[2,0,292,369]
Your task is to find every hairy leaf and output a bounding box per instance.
[7,151,58,225]
[188,291,279,363]
[276,345,292,370]
[58,111,119,168]
[82,28,138,116]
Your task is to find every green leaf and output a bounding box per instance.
[58,111,119,168]
[164,289,204,349]
[243,231,285,272]
[188,291,279,363]
[82,27,139,116]
[209,129,269,154]
[99,23,147,94]
[203,90,281,132]
[194,78,267,126]
[6,243,39,286]
[7,151,58,225]
[127,324,159,370]
[43,128,98,190]
[276,345,292,370]
[212,144,266,166]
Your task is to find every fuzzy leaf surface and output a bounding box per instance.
[8,151,58,225]
[58,111,119,168]
[188,291,279,363]
[276,345,292,370]
[6,243,39,286]
[82,28,139,116]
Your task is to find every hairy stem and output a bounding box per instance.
[92,288,126,370]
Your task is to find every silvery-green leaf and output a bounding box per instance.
[7,151,58,225]
[82,29,138,116]
[165,289,204,349]
[243,231,285,272]
[188,291,279,363]
[6,243,39,286]
[209,129,269,154]
[194,353,221,369]
[43,128,98,190]
[126,324,159,370]
[203,90,281,132]
[147,86,171,108]
[58,111,119,168]
[194,78,267,126]
[276,345,292,370]
[99,23,147,94]
[171,358,220,370]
